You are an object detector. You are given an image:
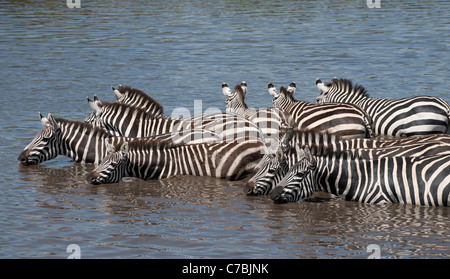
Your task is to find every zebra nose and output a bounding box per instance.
[18,150,30,165]
[270,186,287,203]
[244,180,256,195]
[86,171,100,185]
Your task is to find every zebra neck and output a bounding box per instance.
[313,153,367,199]
[272,95,294,110]
[57,119,127,164]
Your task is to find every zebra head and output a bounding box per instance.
[87,141,130,185]
[243,129,292,196]
[18,113,61,166]
[316,77,368,104]
[270,145,316,204]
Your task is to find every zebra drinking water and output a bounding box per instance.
[270,145,450,206]
[18,113,222,165]
[316,77,450,137]
[86,138,265,184]
[268,83,374,139]
[244,128,450,196]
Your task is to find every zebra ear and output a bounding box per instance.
[112,86,123,100]
[39,112,49,127]
[120,142,129,155]
[105,141,115,154]
[295,143,305,160]
[47,113,59,129]
[88,97,102,116]
[303,146,312,162]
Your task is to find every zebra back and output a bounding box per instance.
[271,85,374,139]
[316,77,450,137]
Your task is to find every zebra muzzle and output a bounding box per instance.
[270,186,288,204]
[18,150,34,166]
[86,171,101,185]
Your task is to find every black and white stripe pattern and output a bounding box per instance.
[269,83,374,139]
[223,82,249,116]
[271,146,450,206]
[316,77,450,137]
[244,129,450,196]
[18,113,222,165]
[86,138,265,184]
[112,85,164,117]
[87,100,263,142]
[222,82,296,149]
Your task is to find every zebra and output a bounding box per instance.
[18,113,223,165]
[222,82,250,116]
[86,99,264,143]
[316,77,450,137]
[244,128,450,196]
[222,82,297,149]
[112,85,164,117]
[268,83,374,139]
[84,85,163,124]
[270,145,450,206]
[86,137,265,184]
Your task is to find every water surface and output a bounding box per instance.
[1,0,449,258]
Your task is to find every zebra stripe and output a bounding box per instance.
[86,138,265,184]
[269,83,373,139]
[112,85,164,117]
[271,147,450,206]
[222,82,297,148]
[18,113,222,165]
[316,78,450,137]
[244,129,450,196]
[87,101,263,142]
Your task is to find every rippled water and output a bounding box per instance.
[1,0,449,258]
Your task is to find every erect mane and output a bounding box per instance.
[280,86,297,102]
[328,78,369,98]
[117,85,164,112]
[233,84,248,109]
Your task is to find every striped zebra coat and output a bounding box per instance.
[84,85,164,124]
[87,100,263,142]
[86,138,265,184]
[18,113,222,165]
[244,129,450,196]
[269,83,374,139]
[316,78,450,137]
[270,146,450,206]
[112,85,164,116]
[222,83,297,149]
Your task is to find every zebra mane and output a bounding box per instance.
[233,84,248,109]
[328,78,369,98]
[280,86,297,102]
[117,85,164,113]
